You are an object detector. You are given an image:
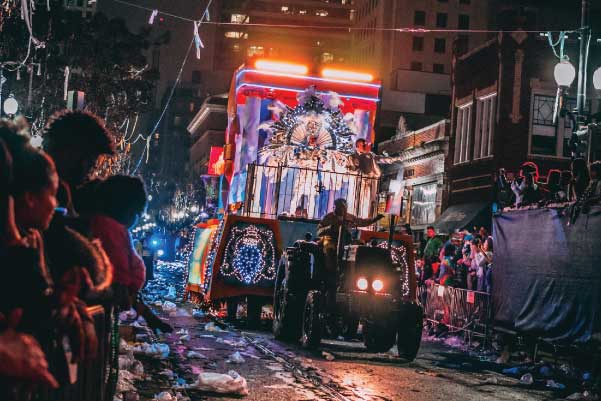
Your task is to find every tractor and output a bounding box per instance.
[272,229,423,360]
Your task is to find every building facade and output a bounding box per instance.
[352,0,489,142]
[188,94,228,177]
[378,119,450,231]
[446,31,598,210]
[215,0,355,72]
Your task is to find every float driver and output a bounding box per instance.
[317,199,384,307]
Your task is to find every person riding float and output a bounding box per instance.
[316,198,384,307]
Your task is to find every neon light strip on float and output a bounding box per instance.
[321,68,374,82]
[236,69,382,89]
[254,60,309,75]
[235,83,381,103]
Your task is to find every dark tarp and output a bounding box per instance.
[433,202,491,234]
[492,206,601,344]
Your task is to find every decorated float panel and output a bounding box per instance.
[186,60,383,302]
[224,60,382,220]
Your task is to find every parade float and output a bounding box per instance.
[185,60,416,321]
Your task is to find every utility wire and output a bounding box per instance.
[113,0,578,34]
[131,0,213,174]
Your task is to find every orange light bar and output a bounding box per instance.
[254,60,308,75]
[321,68,374,82]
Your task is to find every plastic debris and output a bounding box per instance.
[545,380,566,390]
[186,351,207,359]
[176,308,191,317]
[567,393,584,400]
[483,377,499,384]
[162,301,177,312]
[520,373,534,385]
[179,370,249,396]
[132,342,170,359]
[322,351,335,361]
[539,366,553,377]
[159,369,175,379]
[583,372,592,381]
[154,391,175,401]
[502,367,521,375]
[204,322,226,332]
[164,286,177,301]
[228,351,245,364]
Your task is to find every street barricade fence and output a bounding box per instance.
[420,284,492,342]
[4,305,111,401]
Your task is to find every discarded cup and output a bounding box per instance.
[520,373,534,385]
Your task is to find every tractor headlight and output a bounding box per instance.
[356,277,369,291]
[372,279,384,292]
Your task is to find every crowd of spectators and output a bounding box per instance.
[0,111,171,399]
[417,226,494,294]
[416,158,601,296]
[494,159,601,210]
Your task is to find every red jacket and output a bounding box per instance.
[89,215,145,292]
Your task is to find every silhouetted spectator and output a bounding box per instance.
[571,158,590,200]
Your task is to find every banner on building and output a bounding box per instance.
[208,147,224,176]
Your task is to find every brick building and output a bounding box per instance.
[378,119,450,233]
[438,30,598,233]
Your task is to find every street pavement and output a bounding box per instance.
[126,302,555,401]
[121,262,562,401]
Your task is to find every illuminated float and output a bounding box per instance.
[185,60,416,321]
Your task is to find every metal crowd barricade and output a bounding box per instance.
[5,305,110,401]
[420,284,492,344]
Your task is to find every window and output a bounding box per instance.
[316,10,328,17]
[414,10,426,26]
[473,93,496,159]
[454,102,472,164]
[281,6,289,13]
[411,182,437,226]
[404,168,415,178]
[247,45,264,57]
[410,61,423,71]
[321,52,334,63]
[436,13,448,28]
[434,38,446,53]
[412,36,424,51]
[231,14,248,24]
[224,31,248,39]
[299,9,307,15]
[458,14,470,30]
[456,35,469,55]
[433,63,445,74]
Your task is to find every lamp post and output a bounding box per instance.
[2,93,18,117]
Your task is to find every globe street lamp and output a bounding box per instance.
[554,60,577,88]
[2,93,18,116]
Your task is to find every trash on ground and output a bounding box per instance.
[322,351,335,361]
[227,351,245,364]
[519,373,534,385]
[132,342,170,359]
[204,322,226,332]
[162,301,177,312]
[177,370,249,396]
[186,351,207,359]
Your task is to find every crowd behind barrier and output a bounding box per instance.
[0,113,172,401]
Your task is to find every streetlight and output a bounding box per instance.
[593,67,601,91]
[554,60,577,88]
[2,94,18,116]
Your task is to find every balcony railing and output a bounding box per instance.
[243,163,380,220]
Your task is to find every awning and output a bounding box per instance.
[433,202,491,234]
